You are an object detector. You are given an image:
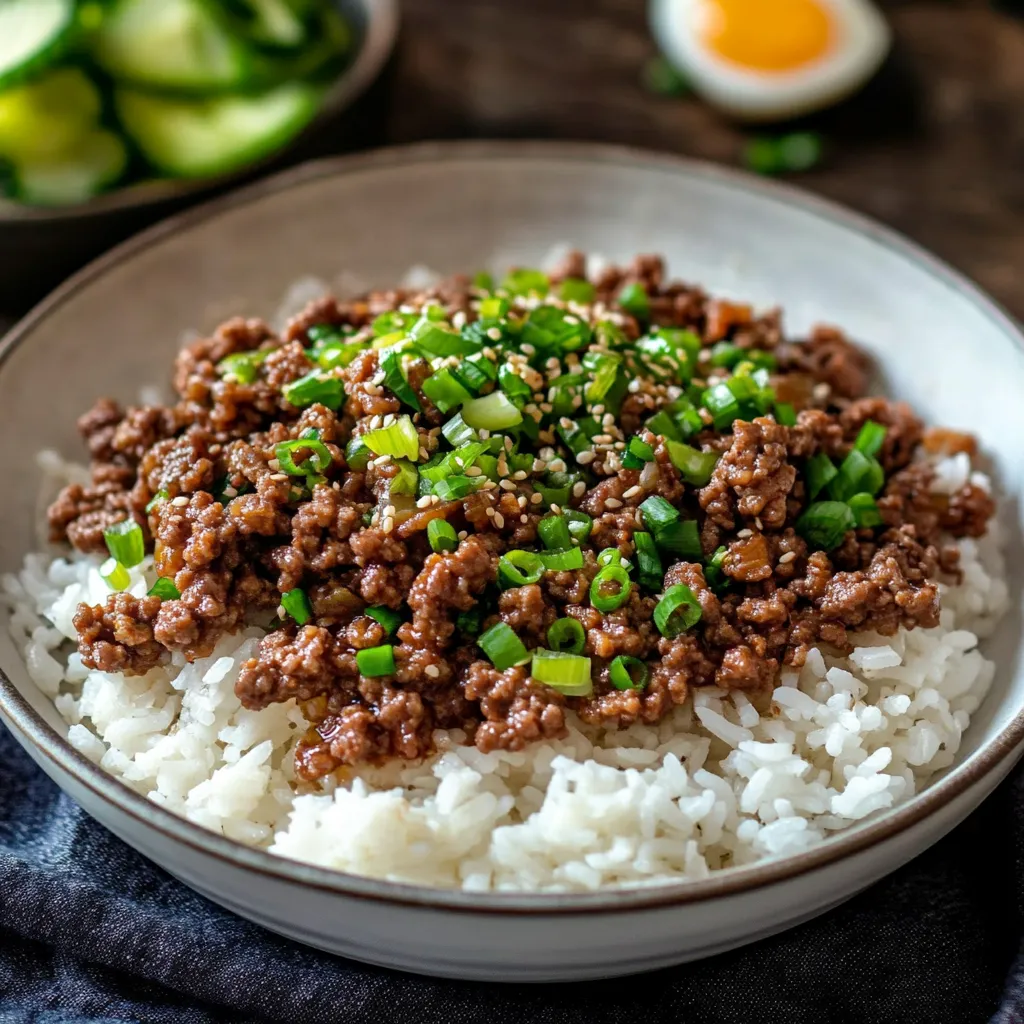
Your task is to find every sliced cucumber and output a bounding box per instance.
[0,68,103,164]
[92,0,254,92]
[0,0,78,89]
[115,81,321,179]
[14,129,128,206]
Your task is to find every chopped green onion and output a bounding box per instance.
[412,319,479,358]
[828,449,884,502]
[478,621,530,670]
[281,588,313,625]
[654,519,702,559]
[806,452,838,500]
[433,475,476,501]
[462,391,523,431]
[531,650,593,696]
[103,519,145,568]
[797,500,856,551]
[365,605,403,635]
[377,348,421,411]
[427,518,458,553]
[854,420,887,458]
[703,382,741,431]
[534,473,574,508]
[317,339,367,370]
[646,409,683,442]
[502,268,549,297]
[564,509,593,544]
[634,531,663,591]
[282,370,343,411]
[559,278,596,304]
[774,401,798,427]
[456,607,482,636]
[389,459,418,496]
[609,655,650,691]
[547,617,586,655]
[656,327,702,366]
[479,296,508,319]
[641,55,691,96]
[621,436,655,470]
[100,557,130,592]
[497,364,533,408]
[590,564,632,613]
[584,353,625,406]
[522,306,592,353]
[704,545,730,592]
[357,644,396,677]
[363,415,420,462]
[640,496,679,533]
[539,547,585,571]
[778,131,823,172]
[453,355,496,394]
[217,349,268,384]
[499,550,545,588]
[618,282,650,320]
[538,516,572,550]
[473,271,495,292]
[148,577,179,600]
[597,548,625,567]
[665,440,720,486]
[709,342,745,368]
[307,323,341,343]
[848,492,884,528]
[145,490,168,514]
[422,368,473,413]
[370,311,412,336]
[654,584,702,637]
[345,436,372,471]
[275,437,333,477]
[441,413,477,448]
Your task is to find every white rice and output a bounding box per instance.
[3,452,1008,892]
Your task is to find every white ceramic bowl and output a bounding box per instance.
[1,142,1022,982]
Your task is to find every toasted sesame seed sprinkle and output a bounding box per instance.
[623,485,641,499]
[270,473,288,482]
[486,327,502,341]
[592,404,605,416]
[425,664,441,678]
[465,466,482,477]
[520,514,529,523]
[559,417,575,430]
[550,503,562,515]
[267,458,281,471]
[548,458,567,474]
[419,447,429,461]
[573,481,586,497]
[520,343,536,355]
[458,530,468,540]
[499,479,517,491]
[416,495,432,508]
[779,551,797,564]
[384,504,396,517]
[382,516,395,534]
[512,470,528,481]
[755,517,764,530]
[576,450,596,465]
[276,605,286,618]
[605,498,623,509]
[222,486,237,498]
[493,512,505,528]
[593,433,613,445]
[737,528,753,538]
[530,493,543,504]
[171,496,189,507]
[517,495,528,508]
[485,507,495,518]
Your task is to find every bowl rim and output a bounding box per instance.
[2,139,1023,915]
[0,0,400,224]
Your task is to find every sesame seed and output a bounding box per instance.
[779,551,797,564]
[573,481,586,497]
[605,498,623,509]
[419,447,429,461]
[548,458,567,474]
[576,450,596,465]
[539,402,553,414]
[487,327,502,341]
[592,404,605,416]
[571,394,583,408]
[520,343,536,355]
[530,493,543,504]
[382,516,395,534]
[593,433,613,445]
[559,417,575,430]
[485,507,495,518]
[416,495,432,508]
[277,605,286,618]
[550,503,562,515]
[532,459,547,473]
[512,470,528,481]
[627,379,642,393]
[425,664,441,678]
[222,486,237,498]
[171,496,189,507]
[458,530,468,540]
[479,429,490,440]
[499,479,517,491]
[270,473,288,482]
[384,504,396,517]
[504,436,513,451]
[267,458,281,472]
[376,454,392,465]
[382,413,395,427]
[737,528,753,539]
[517,495,528,508]
[755,517,764,530]
[465,466,482,477]
[493,512,505,528]
[520,514,529,523]
[452,312,467,329]
[623,485,641,499]
[564,315,579,325]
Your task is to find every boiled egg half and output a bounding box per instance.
[649,0,891,120]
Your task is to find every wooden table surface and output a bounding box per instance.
[385,0,1024,318]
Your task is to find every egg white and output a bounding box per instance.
[648,0,891,121]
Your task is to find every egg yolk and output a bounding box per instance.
[698,0,834,72]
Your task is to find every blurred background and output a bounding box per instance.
[0,0,1021,319]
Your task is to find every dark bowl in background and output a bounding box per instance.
[0,0,399,316]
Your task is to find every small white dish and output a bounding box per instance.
[0,141,1022,981]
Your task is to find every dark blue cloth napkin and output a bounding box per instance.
[1,722,1022,1024]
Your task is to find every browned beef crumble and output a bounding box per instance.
[51,252,994,781]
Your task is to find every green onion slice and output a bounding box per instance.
[564,509,593,544]
[538,516,572,550]
[775,401,797,427]
[654,584,702,637]
[365,605,403,635]
[148,577,179,600]
[275,437,333,477]
[218,349,268,384]
[590,564,632,613]
[379,348,422,412]
[609,655,650,692]
[640,495,679,533]
[282,370,343,411]
[427,518,458,553]
[547,616,586,655]
[498,550,545,588]
[828,449,884,502]
[281,588,313,625]
[531,650,593,696]
[848,492,884,528]
[539,547,584,571]
[654,519,702,560]
[806,452,838,500]
[478,621,530,670]
[462,391,523,431]
[854,420,887,458]
[103,519,145,568]
[597,548,625,567]
[422,368,473,413]
[621,436,655,469]
[345,436,372,471]
[363,416,420,462]
[634,531,664,591]
[456,607,482,636]
[502,268,549,297]
[665,440,720,486]
[145,490,168,514]
[796,500,856,551]
[618,282,650,320]
[432,475,476,501]
[100,558,130,592]
[357,644,396,677]
[559,278,596,304]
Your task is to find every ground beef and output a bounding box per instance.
[50,254,995,780]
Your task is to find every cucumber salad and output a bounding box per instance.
[0,0,352,206]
